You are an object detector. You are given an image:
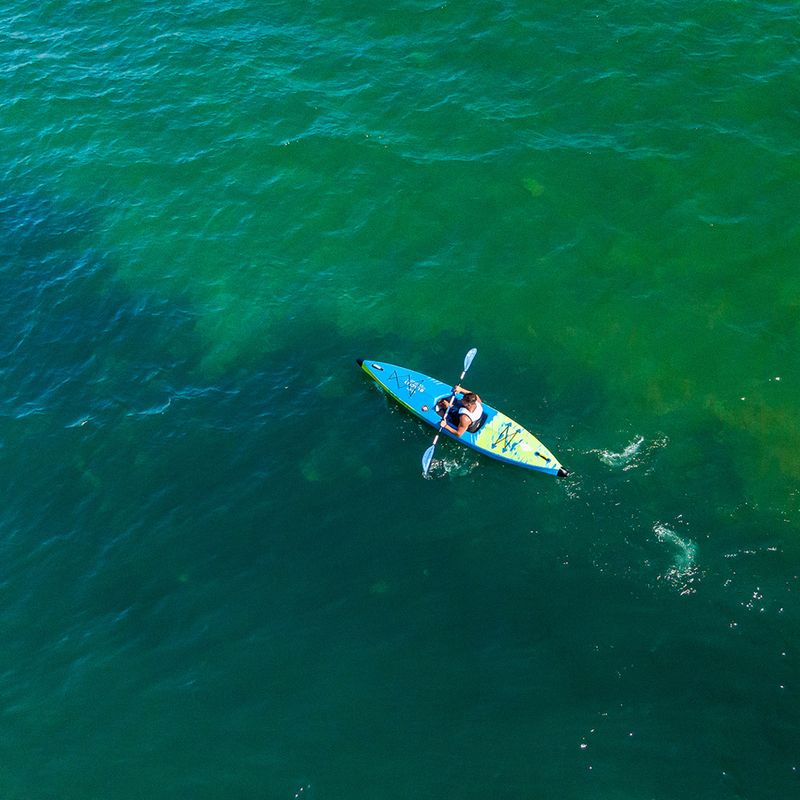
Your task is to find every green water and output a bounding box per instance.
[0,1,798,797]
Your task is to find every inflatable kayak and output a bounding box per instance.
[358,359,569,477]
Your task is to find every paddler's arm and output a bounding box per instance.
[442,413,470,438]
[453,384,480,402]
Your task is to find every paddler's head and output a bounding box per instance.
[462,392,478,409]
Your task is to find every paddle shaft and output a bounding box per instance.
[432,368,470,443]
[422,348,477,475]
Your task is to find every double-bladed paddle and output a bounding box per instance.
[422,347,477,476]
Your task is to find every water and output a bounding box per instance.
[1,1,798,797]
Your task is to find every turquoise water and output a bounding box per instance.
[1,1,798,797]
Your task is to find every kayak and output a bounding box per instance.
[358,359,569,477]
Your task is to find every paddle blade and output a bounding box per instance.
[421,444,435,475]
[464,347,477,372]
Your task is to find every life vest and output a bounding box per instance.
[441,396,486,433]
[456,400,485,433]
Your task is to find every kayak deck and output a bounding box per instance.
[358,359,568,477]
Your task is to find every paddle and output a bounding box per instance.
[422,347,477,476]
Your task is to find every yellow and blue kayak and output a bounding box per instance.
[358,359,569,477]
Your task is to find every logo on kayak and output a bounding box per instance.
[389,370,424,398]
[492,422,523,453]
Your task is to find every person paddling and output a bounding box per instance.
[435,384,485,437]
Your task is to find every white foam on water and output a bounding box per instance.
[593,434,668,471]
[423,455,479,479]
[654,522,699,594]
